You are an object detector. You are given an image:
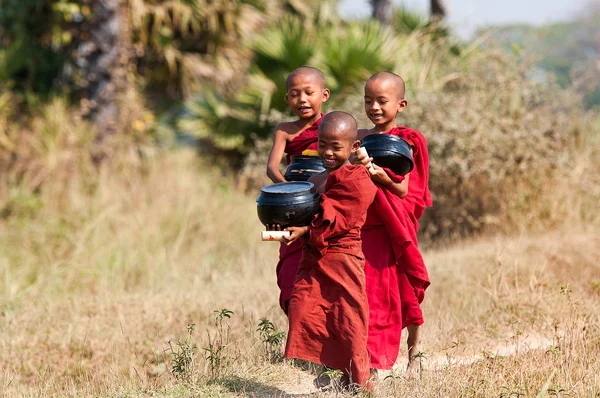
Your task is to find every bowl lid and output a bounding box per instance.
[260,181,314,194]
[361,134,408,144]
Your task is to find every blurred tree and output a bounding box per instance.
[0,0,71,94]
[179,14,395,153]
[393,7,428,34]
[370,0,392,25]
[430,0,446,22]
[75,0,127,138]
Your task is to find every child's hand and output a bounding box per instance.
[266,224,282,231]
[368,164,393,186]
[281,226,309,245]
[355,150,374,168]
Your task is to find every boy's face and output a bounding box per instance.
[286,74,330,120]
[318,128,360,170]
[364,78,407,127]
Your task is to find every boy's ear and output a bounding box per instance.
[322,88,331,102]
[397,98,408,113]
[351,139,361,152]
[285,93,289,104]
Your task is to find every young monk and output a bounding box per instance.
[357,72,432,372]
[265,66,330,313]
[282,111,377,390]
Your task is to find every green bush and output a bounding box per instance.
[238,43,600,240]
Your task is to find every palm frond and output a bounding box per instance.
[318,21,397,99]
[252,16,316,111]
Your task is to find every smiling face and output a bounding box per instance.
[285,69,330,120]
[364,73,407,130]
[317,112,360,170]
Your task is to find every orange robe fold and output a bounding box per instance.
[276,116,323,312]
[363,127,432,369]
[285,165,377,386]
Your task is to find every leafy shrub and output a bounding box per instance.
[238,43,600,240]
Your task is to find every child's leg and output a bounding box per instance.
[398,270,426,371]
[406,323,421,371]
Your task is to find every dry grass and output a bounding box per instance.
[0,94,599,397]
[0,137,599,396]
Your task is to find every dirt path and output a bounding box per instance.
[274,333,555,396]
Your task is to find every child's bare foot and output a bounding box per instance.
[406,355,420,374]
[406,324,422,372]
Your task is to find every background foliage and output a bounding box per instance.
[0,0,599,241]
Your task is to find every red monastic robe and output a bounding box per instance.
[276,115,323,312]
[363,126,432,369]
[285,165,377,386]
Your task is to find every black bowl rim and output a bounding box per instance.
[361,134,411,145]
[257,194,320,206]
[259,181,315,195]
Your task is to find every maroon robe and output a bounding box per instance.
[276,115,323,312]
[363,127,432,369]
[285,165,377,386]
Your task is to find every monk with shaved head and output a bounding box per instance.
[282,111,377,392]
[266,66,330,314]
[357,72,432,375]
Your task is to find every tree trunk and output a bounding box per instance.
[430,0,447,22]
[370,0,392,25]
[76,0,129,139]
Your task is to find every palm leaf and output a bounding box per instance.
[318,21,397,99]
[252,16,316,111]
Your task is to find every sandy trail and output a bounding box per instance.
[275,333,555,396]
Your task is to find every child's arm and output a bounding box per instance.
[356,146,411,198]
[369,166,409,198]
[266,124,289,183]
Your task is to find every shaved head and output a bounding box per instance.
[286,66,326,90]
[366,71,406,99]
[319,111,358,142]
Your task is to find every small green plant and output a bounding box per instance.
[317,368,345,392]
[590,280,600,294]
[411,351,427,380]
[203,308,234,380]
[500,385,526,397]
[547,386,568,397]
[256,317,285,362]
[167,323,197,383]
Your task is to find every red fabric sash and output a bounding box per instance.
[389,126,433,220]
[362,127,432,368]
[276,115,324,312]
[284,115,323,164]
[367,125,433,283]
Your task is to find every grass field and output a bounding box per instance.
[1,149,599,397]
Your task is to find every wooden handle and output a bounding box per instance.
[357,147,375,172]
[261,231,291,241]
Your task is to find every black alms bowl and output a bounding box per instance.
[284,155,326,182]
[360,134,414,176]
[256,181,320,228]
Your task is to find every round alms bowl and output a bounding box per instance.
[256,181,320,228]
[360,134,414,176]
[284,155,326,182]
